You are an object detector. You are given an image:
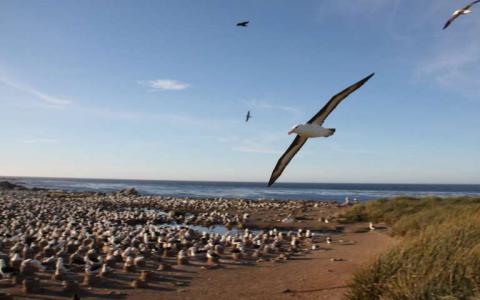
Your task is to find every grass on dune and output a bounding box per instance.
[343,196,480,300]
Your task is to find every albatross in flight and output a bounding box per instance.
[236,21,249,27]
[443,0,480,29]
[267,73,375,186]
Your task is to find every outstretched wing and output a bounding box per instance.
[268,136,308,186]
[307,73,374,126]
[268,73,374,186]
[444,1,480,29]
[466,0,480,9]
[443,13,461,29]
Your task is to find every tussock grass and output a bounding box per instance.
[344,196,480,300]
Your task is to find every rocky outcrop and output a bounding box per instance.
[0,181,27,190]
[118,187,140,196]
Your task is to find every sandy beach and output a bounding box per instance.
[0,182,395,300]
[154,230,394,300]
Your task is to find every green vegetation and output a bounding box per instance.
[343,196,480,300]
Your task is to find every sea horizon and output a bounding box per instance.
[2,174,480,186]
[3,175,480,202]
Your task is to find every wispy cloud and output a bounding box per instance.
[0,77,72,107]
[139,79,190,91]
[77,105,228,129]
[22,138,58,144]
[247,99,302,118]
[415,29,480,97]
[411,0,480,97]
[316,0,393,18]
[232,145,280,154]
[211,134,283,155]
[325,141,378,156]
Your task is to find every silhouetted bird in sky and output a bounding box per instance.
[268,73,375,187]
[443,0,480,29]
[236,21,249,27]
[245,111,251,122]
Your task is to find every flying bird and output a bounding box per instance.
[267,73,375,186]
[443,0,480,29]
[245,111,251,122]
[237,21,249,27]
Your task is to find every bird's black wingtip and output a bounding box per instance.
[359,73,375,84]
[267,177,275,187]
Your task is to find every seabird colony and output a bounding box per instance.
[0,186,339,297]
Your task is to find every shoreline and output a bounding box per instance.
[3,178,480,204]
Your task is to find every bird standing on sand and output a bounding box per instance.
[237,21,249,27]
[443,0,480,29]
[0,259,15,278]
[268,73,375,186]
[245,111,251,122]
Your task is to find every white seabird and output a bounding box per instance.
[443,0,480,29]
[268,73,375,186]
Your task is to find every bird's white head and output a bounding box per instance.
[288,124,300,135]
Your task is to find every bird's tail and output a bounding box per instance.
[326,128,336,137]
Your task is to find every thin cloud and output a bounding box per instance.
[416,31,480,97]
[77,105,227,129]
[248,99,302,117]
[412,1,480,97]
[316,0,392,18]
[0,77,72,107]
[212,134,283,155]
[22,138,58,144]
[232,145,280,154]
[139,79,190,91]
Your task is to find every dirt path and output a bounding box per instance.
[131,229,395,300]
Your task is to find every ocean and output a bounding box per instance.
[3,177,480,202]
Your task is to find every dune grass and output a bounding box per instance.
[343,196,480,300]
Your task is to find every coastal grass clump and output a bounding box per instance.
[341,196,480,234]
[345,196,480,300]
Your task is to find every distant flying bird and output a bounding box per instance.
[237,21,249,27]
[267,73,375,186]
[245,111,251,122]
[443,0,480,29]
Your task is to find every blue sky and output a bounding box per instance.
[1,0,479,184]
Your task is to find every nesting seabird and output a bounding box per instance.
[0,259,15,278]
[245,110,251,122]
[267,73,375,186]
[236,21,249,27]
[443,0,480,29]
